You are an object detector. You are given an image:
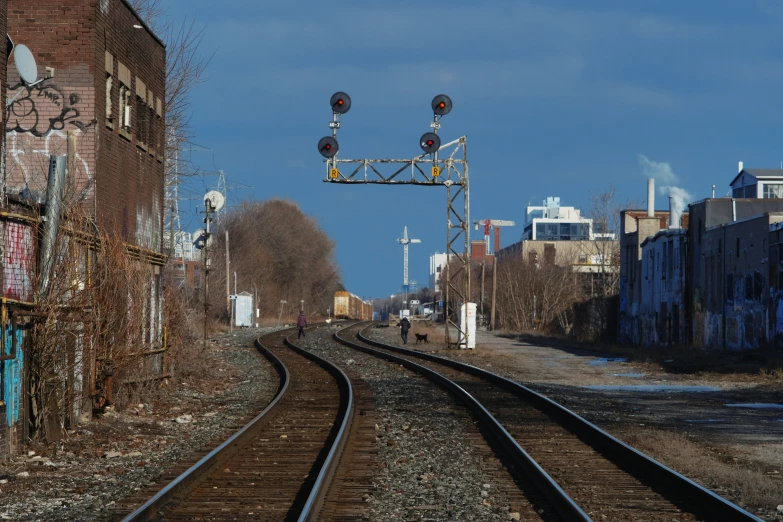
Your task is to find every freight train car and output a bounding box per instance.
[334,291,373,320]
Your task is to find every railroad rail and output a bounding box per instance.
[120,327,354,522]
[335,322,764,522]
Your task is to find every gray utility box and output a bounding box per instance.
[231,292,254,327]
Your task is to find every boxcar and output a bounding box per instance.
[334,291,373,320]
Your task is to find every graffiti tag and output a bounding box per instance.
[5,81,95,137]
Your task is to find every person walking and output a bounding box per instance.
[297,311,308,338]
[400,316,411,344]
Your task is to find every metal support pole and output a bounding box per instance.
[203,201,213,346]
[444,182,451,347]
[480,261,485,328]
[225,230,230,321]
[491,259,497,331]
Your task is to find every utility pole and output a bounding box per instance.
[480,261,485,328]
[203,201,214,346]
[490,259,497,331]
[225,230,230,322]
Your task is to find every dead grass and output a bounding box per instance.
[497,329,783,385]
[619,427,782,513]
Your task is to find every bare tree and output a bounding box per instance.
[580,186,632,298]
[493,252,582,334]
[205,199,344,324]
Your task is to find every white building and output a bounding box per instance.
[730,163,783,199]
[174,231,196,261]
[429,252,449,292]
[522,196,614,241]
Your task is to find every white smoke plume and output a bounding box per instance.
[638,154,693,216]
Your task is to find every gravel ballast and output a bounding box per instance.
[0,328,281,521]
[299,325,535,522]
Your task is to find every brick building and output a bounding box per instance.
[5,0,165,251]
[1,0,166,460]
[686,199,783,348]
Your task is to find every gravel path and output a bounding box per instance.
[0,328,281,521]
[299,325,537,522]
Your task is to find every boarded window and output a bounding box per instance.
[105,51,114,128]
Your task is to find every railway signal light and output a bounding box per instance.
[432,94,452,116]
[420,132,441,154]
[318,136,339,158]
[330,92,351,114]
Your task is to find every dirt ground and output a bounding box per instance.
[0,328,280,521]
[372,321,783,521]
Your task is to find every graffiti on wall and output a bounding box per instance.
[3,323,25,427]
[3,222,35,302]
[5,81,96,137]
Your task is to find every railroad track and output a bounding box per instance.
[119,327,357,522]
[335,322,764,522]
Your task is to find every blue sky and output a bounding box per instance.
[167,0,783,300]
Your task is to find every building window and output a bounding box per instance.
[120,85,131,131]
[105,75,113,128]
[117,61,132,140]
[136,78,148,149]
[105,51,114,129]
[764,184,783,199]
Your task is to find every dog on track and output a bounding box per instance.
[414,333,428,344]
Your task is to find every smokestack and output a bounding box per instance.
[712,185,716,199]
[647,178,655,217]
[668,196,679,229]
[738,161,744,174]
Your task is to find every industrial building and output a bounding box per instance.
[0,0,166,460]
[620,163,783,350]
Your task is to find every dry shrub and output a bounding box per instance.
[27,223,171,440]
[494,254,580,333]
[620,427,782,511]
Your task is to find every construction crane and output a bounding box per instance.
[474,219,515,256]
[397,226,421,310]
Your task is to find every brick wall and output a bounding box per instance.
[6,0,98,207]
[6,0,165,252]
[95,0,165,252]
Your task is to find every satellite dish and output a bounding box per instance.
[14,44,38,85]
[204,191,225,212]
[192,229,213,250]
